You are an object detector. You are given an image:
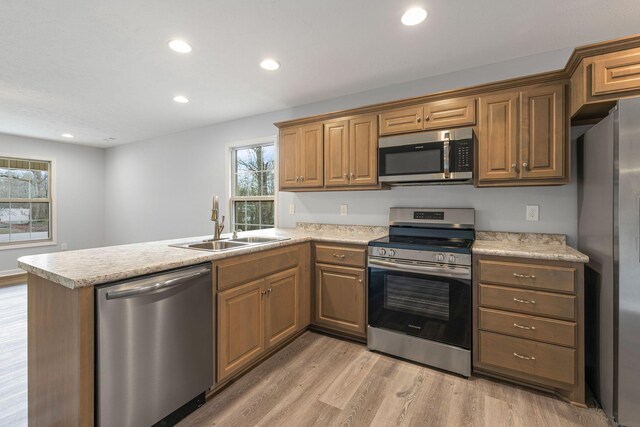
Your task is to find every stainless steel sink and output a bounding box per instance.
[171,236,289,252]
[229,236,288,244]
[170,240,249,252]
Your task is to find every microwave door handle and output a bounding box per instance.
[443,139,450,178]
[368,258,470,279]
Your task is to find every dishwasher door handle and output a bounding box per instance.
[106,267,211,300]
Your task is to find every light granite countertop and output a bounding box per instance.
[18,223,387,289]
[472,231,589,263]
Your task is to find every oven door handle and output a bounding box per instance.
[368,258,471,280]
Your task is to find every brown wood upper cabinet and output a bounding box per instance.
[279,123,323,190]
[379,97,476,136]
[478,83,567,185]
[570,47,640,120]
[324,114,377,187]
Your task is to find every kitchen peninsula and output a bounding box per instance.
[19,223,588,426]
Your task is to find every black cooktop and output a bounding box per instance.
[369,235,473,254]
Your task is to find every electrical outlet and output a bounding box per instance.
[61,243,68,251]
[526,205,539,221]
[288,204,295,215]
[340,204,348,216]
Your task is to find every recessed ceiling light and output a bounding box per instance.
[260,59,280,71]
[61,133,74,138]
[168,39,192,53]
[173,95,189,103]
[401,7,427,26]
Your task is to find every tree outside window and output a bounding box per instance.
[231,144,275,231]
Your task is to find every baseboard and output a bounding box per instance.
[0,269,27,287]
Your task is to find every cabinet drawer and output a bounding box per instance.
[479,259,575,293]
[479,307,576,347]
[217,245,300,291]
[315,244,366,268]
[423,98,475,130]
[479,284,575,321]
[479,331,575,385]
[379,106,424,135]
[592,48,640,96]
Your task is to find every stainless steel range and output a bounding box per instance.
[367,207,474,377]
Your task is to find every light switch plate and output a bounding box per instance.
[288,204,295,215]
[526,205,539,221]
[61,243,68,251]
[340,204,348,216]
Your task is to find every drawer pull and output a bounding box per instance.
[513,297,536,304]
[332,254,346,260]
[513,323,536,330]
[513,352,536,361]
[513,273,536,279]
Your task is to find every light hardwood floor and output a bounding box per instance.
[0,284,27,427]
[181,332,609,427]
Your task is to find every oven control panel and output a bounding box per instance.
[368,246,471,266]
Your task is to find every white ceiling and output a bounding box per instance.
[1,0,640,147]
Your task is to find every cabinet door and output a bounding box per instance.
[264,267,299,348]
[592,48,640,96]
[478,91,519,182]
[349,115,378,186]
[324,120,350,187]
[299,124,324,187]
[279,127,300,189]
[520,84,565,180]
[379,105,424,135]
[218,279,264,381]
[423,98,476,130]
[315,263,366,336]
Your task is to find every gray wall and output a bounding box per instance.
[0,133,105,271]
[104,46,580,246]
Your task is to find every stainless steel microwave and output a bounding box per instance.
[378,127,474,185]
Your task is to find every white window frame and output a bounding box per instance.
[0,154,57,251]
[225,135,278,232]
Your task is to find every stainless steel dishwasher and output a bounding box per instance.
[96,263,214,427]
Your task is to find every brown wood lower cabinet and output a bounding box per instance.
[314,263,366,336]
[216,244,310,383]
[312,243,367,338]
[473,254,585,406]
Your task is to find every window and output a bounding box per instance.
[230,143,275,231]
[0,157,52,245]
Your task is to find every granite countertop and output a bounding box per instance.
[471,231,589,263]
[18,223,387,289]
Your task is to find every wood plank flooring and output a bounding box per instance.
[0,284,27,427]
[180,332,609,427]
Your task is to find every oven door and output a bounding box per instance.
[378,141,444,182]
[368,257,471,349]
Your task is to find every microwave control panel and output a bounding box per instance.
[451,139,473,172]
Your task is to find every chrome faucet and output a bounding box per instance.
[211,196,225,240]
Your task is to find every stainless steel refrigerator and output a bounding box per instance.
[578,97,640,427]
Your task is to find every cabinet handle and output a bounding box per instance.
[513,297,536,304]
[513,323,536,330]
[424,114,430,122]
[522,162,529,170]
[358,279,363,283]
[416,115,422,123]
[296,176,301,182]
[343,173,348,179]
[511,163,518,170]
[513,273,536,279]
[267,287,272,294]
[513,352,536,361]
[350,172,355,179]
[301,176,305,182]
[332,254,346,260]
[261,290,267,296]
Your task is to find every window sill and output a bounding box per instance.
[0,240,58,251]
